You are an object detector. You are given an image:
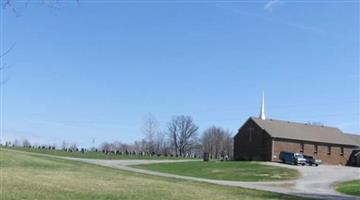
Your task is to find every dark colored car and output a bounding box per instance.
[279,151,306,165]
[303,155,321,166]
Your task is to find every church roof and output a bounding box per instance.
[345,133,360,147]
[250,117,358,146]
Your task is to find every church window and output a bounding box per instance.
[340,147,344,156]
[314,144,318,155]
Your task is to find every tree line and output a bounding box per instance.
[137,114,233,159]
[3,114,234,159]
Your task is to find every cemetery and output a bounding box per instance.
[5,146,200,160]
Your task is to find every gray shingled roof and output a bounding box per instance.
[345,133,360,147]
[250,117,358,146]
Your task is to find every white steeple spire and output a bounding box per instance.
[259,91,266,120]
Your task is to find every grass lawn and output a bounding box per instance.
[336,180,360,197]
[134,161,299,182]
[5,147,192,160]
[0,149,308,200]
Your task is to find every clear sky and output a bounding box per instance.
[1,0,359,147]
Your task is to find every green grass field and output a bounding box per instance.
[336,180,360,197]
[5,147,193,160]
[0,149,307,200]
[134,161,299,182]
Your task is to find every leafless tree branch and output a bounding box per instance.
[0,43,15,58]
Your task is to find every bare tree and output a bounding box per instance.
[12,139,20,147]
[141,113,159,154]
[167,115,199,156]
[222,131,233,158]
[69,143,78,151]
[61,140,68,150]
[133,139,146,153]
[99,142,111,152]
[1,0,18,13]
[2,0,73,13]
[22,139,31,148]
[168,120,178,155]
[155,131,169,154]
[0,43,15,85]
[202,126,233,159]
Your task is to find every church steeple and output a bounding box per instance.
[259,92,266,120]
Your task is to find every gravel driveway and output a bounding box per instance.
[63,157,360,200]
[263,162,360,200]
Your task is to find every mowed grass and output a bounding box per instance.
[134,161,299,182]
[336,180,360,197]
[0,149,308,200]
[6,147,192,160]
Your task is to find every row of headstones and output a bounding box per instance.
[4,145,56,150]
[93,149,198,158]
[3,145,199,158]
[203,152,230,161]
[66,148,199,158]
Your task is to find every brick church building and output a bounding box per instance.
[233,94,359,165]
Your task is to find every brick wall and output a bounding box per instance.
[272,138,354,165]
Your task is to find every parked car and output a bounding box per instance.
[303,155,321,166]
[279,151,306,165]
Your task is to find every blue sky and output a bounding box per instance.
[1,0,359,147]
